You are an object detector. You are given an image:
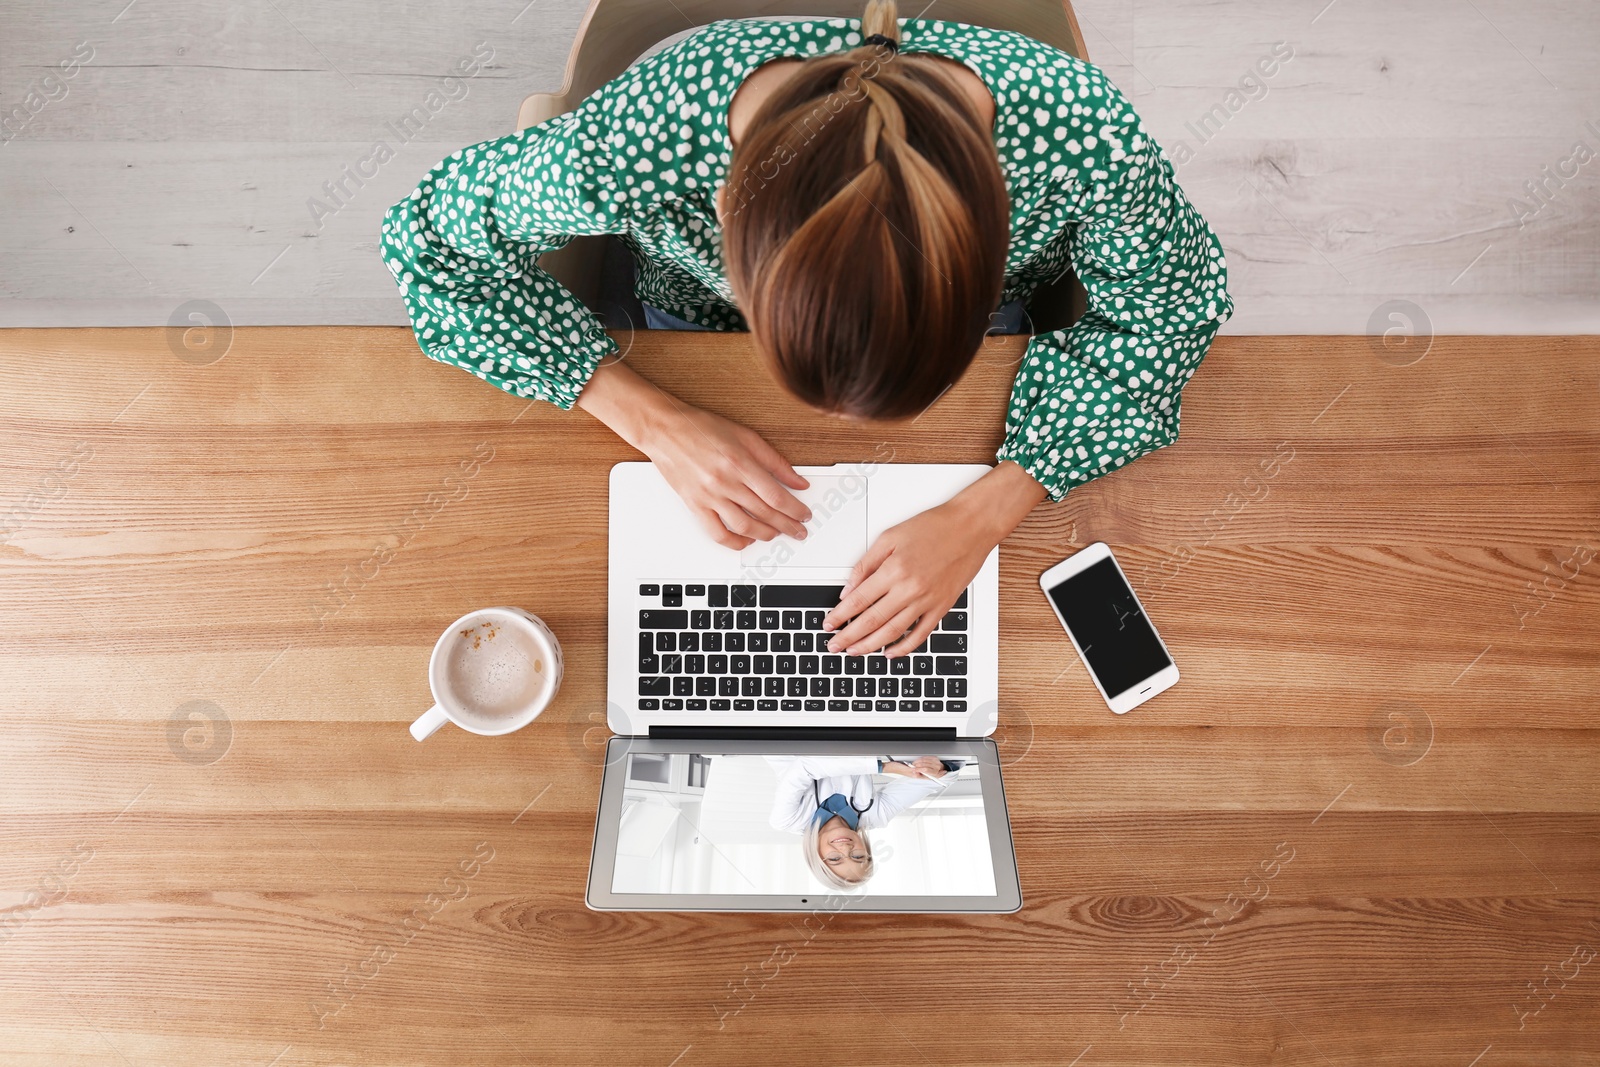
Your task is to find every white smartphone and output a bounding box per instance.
[1039,542,1179,714]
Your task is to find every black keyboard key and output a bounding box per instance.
[867,656,888,675]
[942,611,967,631]
[757,699,778,711]
[926,678,944,697]
[719,677,738,696]
[679,632,699,652]
[656,632,677,652]
[805,699,826,712]
[931,634,967,654]
[911,639,929,654]
[781,610,802,630]
[695,677,715,696]
[954,590,968,608]
[753,655,773,674]
[710,698,731,711]
[809,678,828,697]
[875,700,895,712]
[880,678,899,697]
[828,700,849,711]
[724,633,745,652]
[948,679,967,697]
[899,700,919,712]
[731,655,750,673]
[663,698,683,710]
[640,654,659,673]
[913,656,933,676]
[902,678,921,697]
[736,611,756,630]
[638,698,660,710]
[923,699,943,712]
[732,585,758,607]
[844,656,865,675]
[734,699,754,711]
[641,610,687,629]
[708,655,728,673]
[743,678,762,697]
[890,657,910,675]
[759,610,779,629]
[639,584,660,596]
[687,698,706,710]
[852,700,872,711]
[822,656,842,675]
[948,700,967,713]
[709,585,728,607]
[760,585,844,608]
[684,654,704,673]
[771,632,791,652]
[748,632,768,652]
[702,632,722,652]
[798,655,819,674]
[781,699,802,711]
[805,610,827,629]
[832,678,851,697]
[640,677,670,696]
[794,633,814,653]
[776,655,796,674]
[713,610,734,630]
[691,610,711,630]
[663,584,683,607]
[787,678,806,697]
[672,677,692,696]
[661,654,683,673]
[936,656,968,675]
[858,678,876,697]
[686,584,705,597]
[764,677,783,697]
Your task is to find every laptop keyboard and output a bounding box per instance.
[635,583,969,714]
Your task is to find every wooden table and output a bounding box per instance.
[2,326,1597,1066]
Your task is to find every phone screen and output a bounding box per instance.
[1046,557,1172,697]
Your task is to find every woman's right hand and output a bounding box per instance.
[577,361,812,550]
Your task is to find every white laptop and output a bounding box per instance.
[587,462,1022,913]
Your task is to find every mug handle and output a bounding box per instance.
[410,704,451,742]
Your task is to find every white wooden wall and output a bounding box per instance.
[0,0,1594,333]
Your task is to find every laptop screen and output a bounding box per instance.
[608,752,998,897]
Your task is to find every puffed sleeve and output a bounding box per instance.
[996,65,1232,500]
[380,95,625,410]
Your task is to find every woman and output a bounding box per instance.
[381,1,1231,657]
[765,754,952,889]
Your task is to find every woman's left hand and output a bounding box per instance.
[822,462,1049,657]
[822,501,994,657]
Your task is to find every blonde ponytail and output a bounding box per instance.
[861,0,900,46]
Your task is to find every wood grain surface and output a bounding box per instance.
[1,326,1597,1066]
[2,0,1597,332]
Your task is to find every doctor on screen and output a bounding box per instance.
[765,755,954,890]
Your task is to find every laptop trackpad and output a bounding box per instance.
[739,476,868,571]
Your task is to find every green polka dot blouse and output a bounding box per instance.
[381,17,1232,501]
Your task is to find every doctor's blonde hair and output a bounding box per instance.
[804,817,875,890]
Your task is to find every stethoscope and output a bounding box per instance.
[813,778,874,817]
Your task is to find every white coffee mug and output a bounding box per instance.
[410,607,563,741]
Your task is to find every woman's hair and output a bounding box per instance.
[723,0,1010,420]
[803,816,874,890]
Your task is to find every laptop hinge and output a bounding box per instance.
[648,726,961,742]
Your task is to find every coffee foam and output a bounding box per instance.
[439,617,549,729]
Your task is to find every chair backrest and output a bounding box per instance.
[519,0,1087,129]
